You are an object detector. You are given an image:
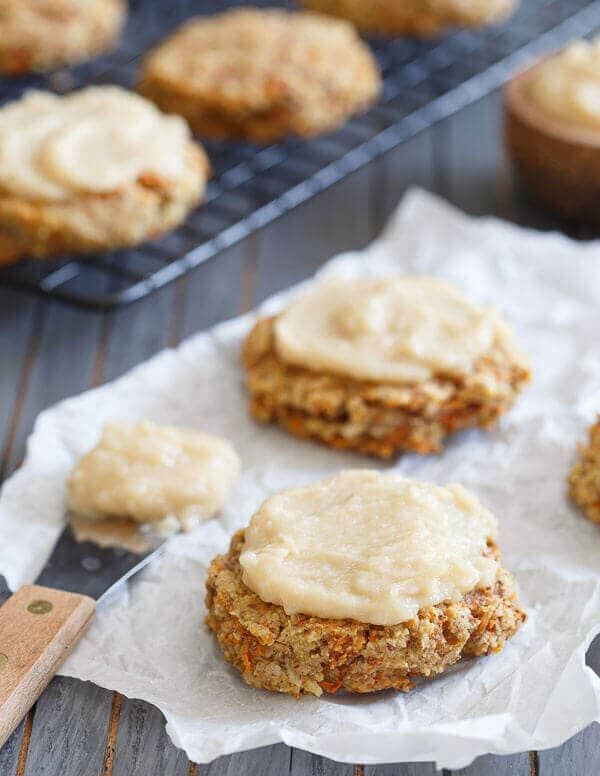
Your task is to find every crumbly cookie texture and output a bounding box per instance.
[569,418,600,525]
[206,530,526,698]
[139,7,381,143]
[242,315,530,458]
[0,87,209,266]
[0,0,126,75]
[299,0,517,36]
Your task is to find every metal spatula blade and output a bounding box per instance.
[36,524,165,602]
[0,524,167,748]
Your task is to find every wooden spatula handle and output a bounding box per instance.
[0,584,95,748]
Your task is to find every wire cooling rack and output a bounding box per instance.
[1,0,600,309]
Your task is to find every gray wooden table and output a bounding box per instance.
[1,89,598,776]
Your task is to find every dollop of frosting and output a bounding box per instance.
[67,420,240,528]
[0,86,191,200]
[530,38,600,130]
[240,470,499,626]
[274,275,506,383]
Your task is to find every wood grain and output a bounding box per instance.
[0,585,95,748]
[205,743,291,775]
[111,698,189,776]
[14,709,33,776]
[24,677,115,776]
[364,766,437,776]
[291,749,354,774]
[101,691,122,776]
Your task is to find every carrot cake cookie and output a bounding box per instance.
[138,7,381,143]
[0,86,209,265]
[569,417,600,525]
[242,275,531,458]
[299,0,517,37]
[206,470,525,697]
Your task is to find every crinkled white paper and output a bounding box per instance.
[2,189,600,768]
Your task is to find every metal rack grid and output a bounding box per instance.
[1,0,599,310]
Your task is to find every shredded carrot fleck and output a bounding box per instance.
[320,680,343,694]
[241,643,252,673]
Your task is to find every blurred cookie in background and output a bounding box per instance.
[0,0,127,75]
[139,7,381,143]
[0,86,209,265]
[299,0,518,37]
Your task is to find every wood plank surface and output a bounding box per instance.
[0,586,95,749]
[0,90,598,776]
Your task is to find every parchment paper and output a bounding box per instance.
[2,189,600,768]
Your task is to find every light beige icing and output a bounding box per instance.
[67,421,240,536]
[240,470,499,626]
[530,39,600,130]
[0,86,191,200]
[69,514,163,554]
[274,275,506,383]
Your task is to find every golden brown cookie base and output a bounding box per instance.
[569,418,600,525]
[505,66,600,225]
[0,0,126,75]
[205,530,526,698]
[0,144,209,266]
[299,0,517,37]
[138,8,381,144]
[242,316,530,459]
[138,80,377,143]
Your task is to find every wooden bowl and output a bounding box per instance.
[505,61,600,224]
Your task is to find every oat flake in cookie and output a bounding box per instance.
[0,86,209,265]
[243,275,531,458]
[206,470,525,697]
[68,421,240,552]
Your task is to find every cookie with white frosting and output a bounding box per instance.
[0,86,209,265]
[569,417,600,525]
[243,275,531,458]
[206,471,525,697]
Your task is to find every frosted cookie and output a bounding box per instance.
[0,0,126,75]
[299,0,517,37]
[206,470,525,697]
[569,417,600,525]
[0,87,209,266]
[242,275,531,458]
[138,7,381,143]
[506,38,600,223]
[68,421,240,551]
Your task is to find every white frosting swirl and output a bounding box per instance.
[240,470,499,625]
[0,86,191,200]
[530,38,600,130]
[274,275,507,383]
